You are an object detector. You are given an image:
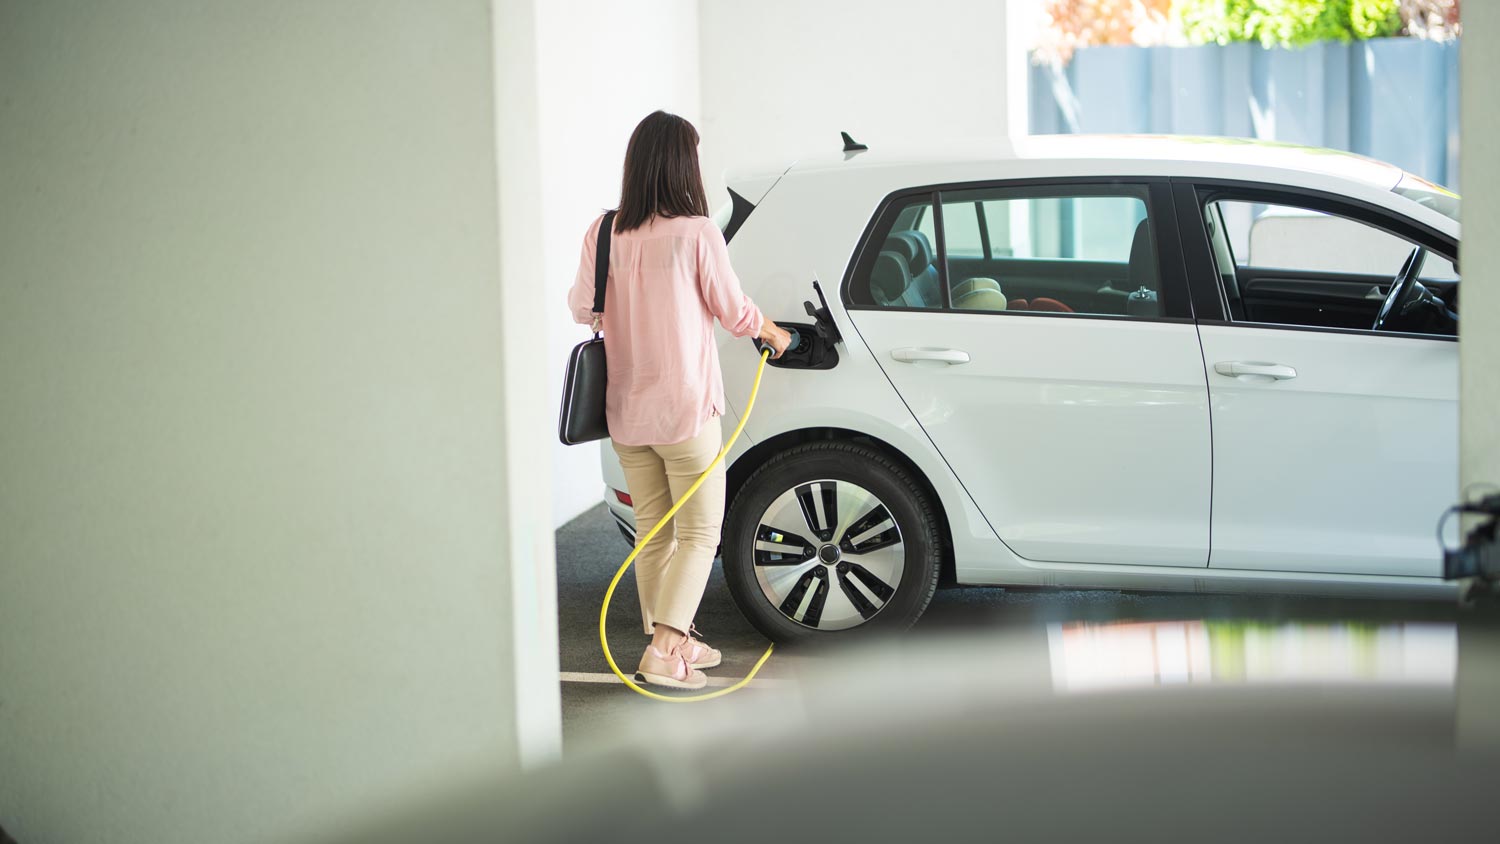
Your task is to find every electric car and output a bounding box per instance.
[601,134,1463,643]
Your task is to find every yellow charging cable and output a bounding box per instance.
[599,347,776,702]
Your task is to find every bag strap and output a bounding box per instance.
[592,210,617,314]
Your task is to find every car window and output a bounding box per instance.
[849,196,944,310]
[938,185,1162,318]
[940,200,984,258]
[1204,198,1458,335]
[916,205,937,251]
[1215,201,1458,280]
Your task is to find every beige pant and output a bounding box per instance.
[612,420,725,636]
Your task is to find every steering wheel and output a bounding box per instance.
[1372,246,1426,332]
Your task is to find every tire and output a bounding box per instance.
[723,440,944,643]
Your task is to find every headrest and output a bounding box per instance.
[870,251,911,305]
[952,277,1002,301]
[1128,219,1158,289]
[884,230,934,275]
[954,288,1007,312]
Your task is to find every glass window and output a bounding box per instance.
[1205,199,1458,335]
[849,196,944,310]
[1215,201,1457,280]
[916,205,937,249]
[940,200,984,258]
[939,185,1160,318]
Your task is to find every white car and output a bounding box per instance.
[601,135,1462,642]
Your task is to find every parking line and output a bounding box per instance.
[559,671,788,688]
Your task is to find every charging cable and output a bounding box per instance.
[598,347,776,702]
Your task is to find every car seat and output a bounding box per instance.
[953,277,1006,311]
[869,250,912,307]
[884,231,943,309]
[1123,218,1161,316]
[1006,297,1074,313]
[1029,297,1074,313]
[1091,219,1159,315]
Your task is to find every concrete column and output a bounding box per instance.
[1456,0,1500,751]
[0,1,558,841]
[1460,0,1500,492]
[492,0,563,765]
[1005,0,1036,137]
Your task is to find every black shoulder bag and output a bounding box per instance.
[558,210,616,445]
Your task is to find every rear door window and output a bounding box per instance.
[939,185,1162,317]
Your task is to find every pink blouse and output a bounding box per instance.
[569,213,764,447]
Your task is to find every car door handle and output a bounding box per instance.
[1213,361,1297,381]
[891,347,970,365]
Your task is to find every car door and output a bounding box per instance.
[841,179,1212,567]
[1173,181,1459,577]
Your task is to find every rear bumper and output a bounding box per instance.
[600,439,638,543]
[605,490,637,543]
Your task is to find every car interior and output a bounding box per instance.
[852,190,1459,338]
[858,196,1164,318]
[1202,198,1459,336]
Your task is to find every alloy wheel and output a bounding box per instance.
[752,479,906,631]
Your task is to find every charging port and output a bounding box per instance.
[760,281,842,370]
[765,321,836,369]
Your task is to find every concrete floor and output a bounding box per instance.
[555,504,1470,753]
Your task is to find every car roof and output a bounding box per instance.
[783,134,1406,191]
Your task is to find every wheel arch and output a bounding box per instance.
[726,426,957,587]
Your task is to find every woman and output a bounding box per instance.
[568,111,793,690]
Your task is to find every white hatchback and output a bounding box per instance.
[601,135,1462,643]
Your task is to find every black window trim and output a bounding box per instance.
[931,191,953,309]
[839,176,1195,324]
[975,200,992,260]
[1170,176,1459,343]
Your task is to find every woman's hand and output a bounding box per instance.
[758,320,794,359]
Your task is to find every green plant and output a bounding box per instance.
[1174,0,1401,47]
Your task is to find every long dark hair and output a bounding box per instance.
[614,111,709,233]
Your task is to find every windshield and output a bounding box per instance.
[1394,173,1460,223]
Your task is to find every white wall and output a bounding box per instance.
[1460,1,1500,495]
[697,0,1017,204]
[540,1,1024,527]
[0,2,555,842]
[536,0,701,527]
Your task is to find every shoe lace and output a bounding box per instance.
[666,638,695,679]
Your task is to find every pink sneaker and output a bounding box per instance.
[635,643,707,690]
[681,625,721,670]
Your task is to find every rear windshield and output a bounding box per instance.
[1394,173,1460,223]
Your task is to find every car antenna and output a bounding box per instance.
[840,131,868,153]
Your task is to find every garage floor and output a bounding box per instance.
[555,504,1471,753]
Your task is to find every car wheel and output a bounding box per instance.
[723,441,944,643]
